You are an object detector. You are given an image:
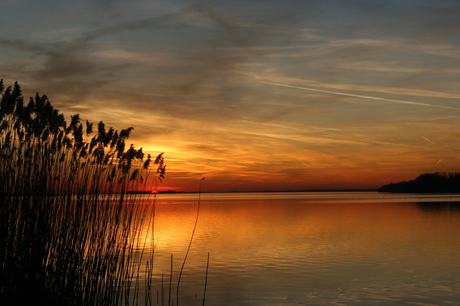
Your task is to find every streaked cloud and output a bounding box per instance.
[261,81,460,110]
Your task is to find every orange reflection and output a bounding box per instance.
[138,198,460,275]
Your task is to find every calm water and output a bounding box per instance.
[137,192,460,305]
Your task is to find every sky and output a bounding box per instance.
[1,0,460,192]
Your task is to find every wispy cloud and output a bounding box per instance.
[428,116,459,121]
[261,81,460,110]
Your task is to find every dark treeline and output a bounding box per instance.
[378,172,460,193]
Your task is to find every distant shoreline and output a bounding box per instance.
[159,189,379,194]
[378,172,460,193]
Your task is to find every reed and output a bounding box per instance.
[0,80,166,305]
[176,177,204,305]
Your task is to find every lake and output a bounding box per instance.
[137,192,460,305]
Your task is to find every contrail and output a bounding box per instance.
[429,115,459,121]
[262,81,460,110]
[421,136,434,144]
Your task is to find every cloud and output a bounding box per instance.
[79,12,180,43]
[261,81,460,110]
[8,4,287,116]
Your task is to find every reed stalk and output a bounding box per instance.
[0,80,166,305]
[176,177,204,305]
[202,252,210,306]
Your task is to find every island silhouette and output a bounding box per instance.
[378,172,460,193]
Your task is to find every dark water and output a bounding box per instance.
[138,192,460,305]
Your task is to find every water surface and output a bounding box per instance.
[139,192,460,305]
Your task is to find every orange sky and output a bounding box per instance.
[1,0,460,192]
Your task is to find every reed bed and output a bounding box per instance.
[0,80,166,305]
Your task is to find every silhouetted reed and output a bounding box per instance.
[177,177,204,305]
[0,80,166,305]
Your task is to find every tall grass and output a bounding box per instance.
[0,80,166,305]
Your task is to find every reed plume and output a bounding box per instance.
[0,80,165,305]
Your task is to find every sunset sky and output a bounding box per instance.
[1,0,460,192]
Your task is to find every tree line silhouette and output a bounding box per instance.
[378,172,460,193]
